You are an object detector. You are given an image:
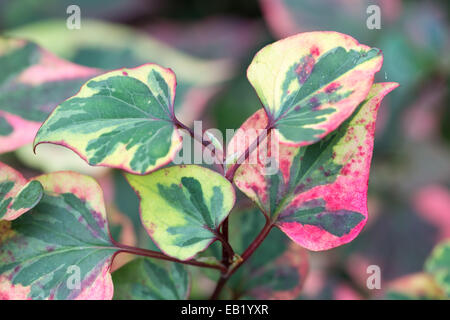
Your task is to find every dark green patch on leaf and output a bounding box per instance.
[113,258,189,300]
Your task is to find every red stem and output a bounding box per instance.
[210,218,274,299]
[220,217,232,265]
[215,229,234,263]
[225,125,272,181]
[112,240,227,273]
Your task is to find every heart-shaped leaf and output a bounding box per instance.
[0,162,43,221]
[126,165,235,260]
[34,64,183,175]
[0,37,99,153]
[233,82,398,250]
[425,240,450,297]
[0,172,119,300]
[112,258,190,300]
[247,31,383,146]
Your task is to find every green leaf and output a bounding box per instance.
[247,31,383,146]
[126,165,235,260]
[0,37,99,153]
[386,273,446,300]
[227,208,309,300]
[34,64,183,175]
[232,82,398,250]
[0,172,119,300]
[0,162,43,221]
[425,240,450,297]
[113,258,189,300]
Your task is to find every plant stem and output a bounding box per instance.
[215,228,234,263]
[224,125,272,181]
[174,119,225,174]
[112,241,227,273]
[210,275,229,300]
[209,218,274,299]
[221,217,230,264]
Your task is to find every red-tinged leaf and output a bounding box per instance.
[246,31,384,147]
[233,83,399,250]
[0,172,120,300]
[0,37,99,153]
[0,162,43,221]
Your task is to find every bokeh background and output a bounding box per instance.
[0,0,449,299]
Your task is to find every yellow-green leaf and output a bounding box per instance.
[126,165,235,260]
[247,31,383,146]
[425,240,450,297]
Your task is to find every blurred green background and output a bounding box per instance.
[0,0,449,299]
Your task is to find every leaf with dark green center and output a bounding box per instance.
[232,82,398,250]
[34,64,183,175]
[247,31,383,146]
[126,165,235,260]
[0,162,43,221]
[0,171,119,300]
[112,258,189,300]
[0,37,99,153]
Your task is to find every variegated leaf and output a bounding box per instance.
[247,31,383,146]
[34,64,183,175]
[0,172,119,300]
[0,37,99,153]
[126,165,235,260]
[425,240,450,297]
[113,258,190,300]
[0,162,43,221]
[386,273,446,300]
[233,83,398,250]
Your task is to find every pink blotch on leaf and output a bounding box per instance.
[0,111,41,154]
[325,82,340,94]
[295,55,316,84]
[0,275,31,300]
[17,50,98,86]
[75,262,113,300]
